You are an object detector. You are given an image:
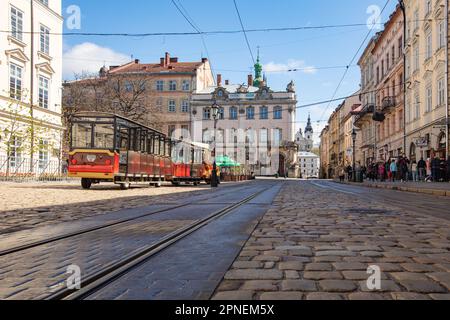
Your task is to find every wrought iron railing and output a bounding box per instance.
[0,156,71,181]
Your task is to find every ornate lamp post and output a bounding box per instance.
[352,129,357,182]
[211,101,220,188]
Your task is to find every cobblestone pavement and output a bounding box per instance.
[213,180,450,300]
[0,181,244,235]
[0,182,269,300]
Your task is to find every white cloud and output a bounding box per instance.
[63,42,129,79]
[263,59,317,75]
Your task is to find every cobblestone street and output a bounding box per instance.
[213,180,450,300]
[0,181,239,235]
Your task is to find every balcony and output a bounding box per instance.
[381,96,396,113]
[354,103,375,126]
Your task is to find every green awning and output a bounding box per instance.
[216,155,240,167]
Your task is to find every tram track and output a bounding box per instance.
[0,182,254,257]
[44,184,276,300]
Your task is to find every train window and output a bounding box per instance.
[166,140,171,157]
[72,123,92,148]
[159,138,165,155]
[118,127,129,150]
[154,137,160,155]
[94,124,114,149]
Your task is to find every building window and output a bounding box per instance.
[182,80,190,91]
[413,43,419,71]
[169,80,177,91]
[414,94,420,120]
[203,108,211,120]
[156,80,164,91]
[168,125,176,138]
[437,78,445,106]
[11,6,23,41]
[9,64,22,100]
[9,136,22,168]
[425,0,432,16]
[260,106,268,119]
[39,76,49,109]
[156,98,163,111]
[273,129,283,144]
[181,100,189,113]
[124,81,133,92]
[40,25,50,55]
[414,9,419,31]
[229,107,238,120]
[219,107,225,120]
[426,84,432,112]
[274,106,283,119]
[425,31,432,60]
[168,100,176,113]
[246,107,255,120]
[39,0,49,5]
[38,139,49,169]
[438,21,445,49]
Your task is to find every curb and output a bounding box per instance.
[336,181,450,198]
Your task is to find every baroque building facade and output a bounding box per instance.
[0,0,64,176]
[190,56,298,177]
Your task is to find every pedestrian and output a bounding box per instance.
[390,159,397,182]
[411,160,418,182]
[426,158,432,181]
[447,156,450,183]
[401,156,409,182]
[439,158,446,182]
[432,156,441,182]
[378,162,386,182]
[418,157,426,182]
[339,168,345,183]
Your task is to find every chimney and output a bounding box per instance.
[165,52,170,67]
[160,58,165,67]
[170,57,178,63]
[225,80,229,85]
[217,74,222,87]
[201,58,208,63]
[248,74,253,87]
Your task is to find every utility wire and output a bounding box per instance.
[319,0,391,122]
[233,0,256,65]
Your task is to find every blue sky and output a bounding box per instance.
[61,0,398,143]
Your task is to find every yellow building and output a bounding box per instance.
[404,0,449,162]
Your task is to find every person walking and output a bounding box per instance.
[432,156,441,182]
[378,162,386,182]
[411,161,418,182]
[426,158,432,181]
[418,157,426,182]
[390,159,397,182]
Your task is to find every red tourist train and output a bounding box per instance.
[68,112,217,189]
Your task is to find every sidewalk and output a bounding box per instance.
[337,180,450,197]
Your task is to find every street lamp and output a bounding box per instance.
[352,129,357,182]
[211,101,220,188]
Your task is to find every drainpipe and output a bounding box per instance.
[399,0,407,157]
[446,0,449,159]
[29,0,35,173]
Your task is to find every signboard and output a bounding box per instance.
[415,137,429,148]
[229,93,255,100]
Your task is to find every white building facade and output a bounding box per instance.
[0,0,63,177]
[298,152,320,179]
[295,115,314,152]
[190,75,298,176]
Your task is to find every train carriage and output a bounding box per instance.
[68,112,213,189]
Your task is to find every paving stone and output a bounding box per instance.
[303,271,343,280]
[396,280,446,293]
[316,251,356,257]
[429,294,450,300]
[333,262,368,271]
[216,280,243,292]
[224,269,283,280]
[232,261,263,269]
[346,246,382,252]
[342,271,387,281]
[319,280,357,292]
[359,280,401,292]
[253,256,281,262]
[304,263,333,271]
[278,262,304,271]
[400,263,438,273]
[348,293,386,300]
[390,272,429,281]
[306,293,344,300]
[390,292,432,300]
[241,281,278,291]
[259,292,303,300]
[427,273,450,290]
[284,271,300,279]
[280,280,317,292]
[212,291,254,300]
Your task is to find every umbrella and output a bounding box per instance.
[216,155,240,167]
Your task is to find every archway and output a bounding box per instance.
[437,132,447,159]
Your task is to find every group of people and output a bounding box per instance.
[364,155,450,183]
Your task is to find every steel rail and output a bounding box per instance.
[0,182,254,257]
[45,184,275,300]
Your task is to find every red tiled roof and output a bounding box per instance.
[109,61,205,74]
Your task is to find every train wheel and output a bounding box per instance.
[120,181,131,190]
[155,180,162,188]
[81,178,92,190]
